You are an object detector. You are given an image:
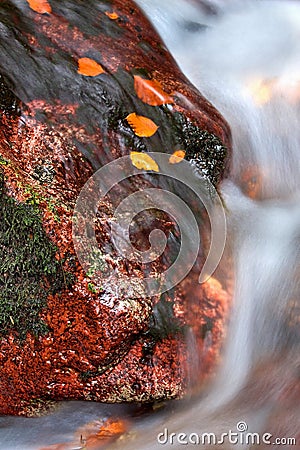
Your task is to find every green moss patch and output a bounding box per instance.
[0,171,71,339]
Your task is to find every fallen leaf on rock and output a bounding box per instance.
[169,150,186,164]
[105,11,119,20]
[130,151,159,172]
[126,112,158,137]
[77,58,105,77]
[27,0,52,14]
[134,75,174,106]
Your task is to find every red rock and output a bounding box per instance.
[0,0,231,415]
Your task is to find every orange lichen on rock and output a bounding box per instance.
[126,112,159,137]
[77,58,105,77]
[134,75,174,106]
[27,0,52,14]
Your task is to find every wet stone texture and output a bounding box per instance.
[0,0,231,415]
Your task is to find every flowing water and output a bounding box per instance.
[1,1,300,449]
[128,0,300,447]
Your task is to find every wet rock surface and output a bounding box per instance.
[0,0,231,415]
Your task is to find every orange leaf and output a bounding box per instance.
[27,0,52,14]
[134,75,174,106]
[96,418,127,438]
[78,58,105,77]
[80,418,128,449]
[169,150,186,164]
[105,11,119,20]
[130,152,159,172]
[126,112,158,137]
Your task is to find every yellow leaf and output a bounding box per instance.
[126,112,159,137]
[169,150,186,164]
[77,58,105,77]
[134,75,174,106]
[130,152,159,172]
[27,0,52,14]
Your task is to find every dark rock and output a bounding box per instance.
[0,0,231,415]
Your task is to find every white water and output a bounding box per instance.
[127,0,300,447]
[1,1,299,449]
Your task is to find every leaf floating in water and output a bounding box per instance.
[169,150,186,164]
[95,418,127,440]
[79,418,128,449]
[134,75,174,106]
[39,418,128,449]
[77,58,105,77]
[130,151,159,172]
[105,11,119,20]
[27,0,52,14]
[126,112,159,137]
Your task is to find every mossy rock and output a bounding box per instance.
[0,171,71,339]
